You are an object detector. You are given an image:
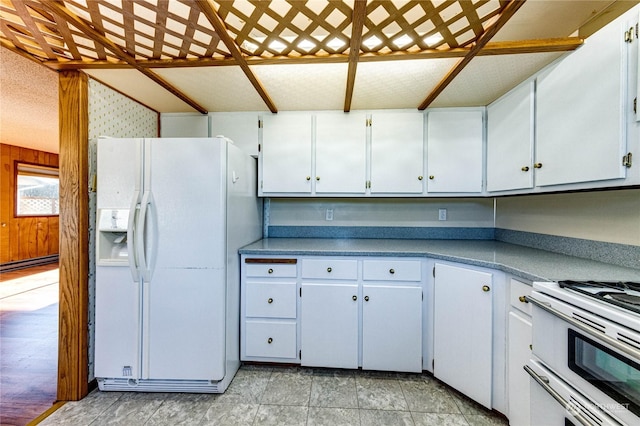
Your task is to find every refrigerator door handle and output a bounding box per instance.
[137,191,154,282]
[127,190,141,282]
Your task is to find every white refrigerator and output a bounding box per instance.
[94,136,262,393]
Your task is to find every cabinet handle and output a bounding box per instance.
[389,268,395,274]
[352,295,357,301]
[418,176,423,181]
[518,295,528,303]
[268,298,273,304]
[327,267,332,273]
[429,175,435,180]
[533,163,543,169]
[306,176,311,181]
[316,176,320,181]
[364,296,369,301]
[482,285,491,292]
[521,166,529,172]
[268,268,273,274]
[267,337,273,344]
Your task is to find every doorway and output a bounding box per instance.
[0,263,59,425]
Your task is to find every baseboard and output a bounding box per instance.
[0,255,59,272]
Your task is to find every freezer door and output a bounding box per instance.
[143,138,227,380]
[94,265,141,379]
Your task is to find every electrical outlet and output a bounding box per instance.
[326,209,334,221]
[438,208,447,221]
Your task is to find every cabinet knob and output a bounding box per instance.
[521,166,530,172]
[327,267,332,273]
[364,296,369,301]
[533,163,543,169]
[518,295,528,303]
[316,176,320,181]
[267,337,273,344]
[429,175,435,180]
[418,176,423,181]
[389,268,395,274]
[482,285,491,292]
[268,268,273,274]
[352,295,357,301]
[306,176,311,181]
[268,298,273,304]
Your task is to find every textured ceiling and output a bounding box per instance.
[0,0,636,154]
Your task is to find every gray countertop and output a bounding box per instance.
[239,238,640,282]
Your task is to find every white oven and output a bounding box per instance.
[526,281,640,426]
[526,359,624,426]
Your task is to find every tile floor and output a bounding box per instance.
[39,365,509,425]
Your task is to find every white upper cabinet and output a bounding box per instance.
[370,112,425,194]
[535,16,628,187]
[260,113,313,194]
[426,109,484,193]
[210,112,259,157]
[486,82,534,192]
[315,112,367,194]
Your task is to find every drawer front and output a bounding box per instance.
[510,278,532,316]
[301,258,358,280]
[246,263,297,278]
[363,260,422,282]
[246,282,297,318]
[245,320,297,359]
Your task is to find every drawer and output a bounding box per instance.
[246,282,297,318]
[363,259,422,282]
[510,278,532,316]
[301,258,358,280]
[245,320,297,359]
[245,262,297,278]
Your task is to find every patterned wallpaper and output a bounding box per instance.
[87,78,158,380]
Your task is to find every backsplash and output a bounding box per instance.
[265,197,495,239]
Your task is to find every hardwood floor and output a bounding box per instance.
[0,264,59,426]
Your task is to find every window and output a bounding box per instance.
[16,163,59,216]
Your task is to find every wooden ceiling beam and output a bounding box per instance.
[43,37,583,71]
[39,0,209,114]
[344,0,367,112]
[418,0,528,110]
[192,0,278,114]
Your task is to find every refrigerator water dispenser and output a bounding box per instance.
[97,209,130,265]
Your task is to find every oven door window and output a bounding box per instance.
[568,329,640,417]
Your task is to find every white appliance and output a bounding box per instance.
[526,281,640,425]
[94,136,262,393]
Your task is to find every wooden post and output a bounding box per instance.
[57,70,89,401]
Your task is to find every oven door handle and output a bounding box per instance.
[525,295,640,360]
[524,365,594,426]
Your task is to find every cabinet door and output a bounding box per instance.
[210,113,259,157]
[300,282,359,368]
[362,285,422,372]
[486,82,534,192]
[427,110,484,193]
[434,263,493,408]
[508,311,532,426]
[370,112,425,194]
[261,114,313,193]
[536,16,627,186]
[315,113,367,194]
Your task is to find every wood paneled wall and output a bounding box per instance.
[0,143,59,264]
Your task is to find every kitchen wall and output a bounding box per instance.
[266,197,495,239]
[495,189,640,246]
[87,77,159,381]
[495,189,640,268]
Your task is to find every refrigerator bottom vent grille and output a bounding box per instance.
[97,377,226,393]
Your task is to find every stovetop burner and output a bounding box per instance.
[558,280,640,315]
[600,292,640,306]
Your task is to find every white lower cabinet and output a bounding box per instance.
[361,284,422,372]
[433,263,494,409]
[300,282,359,369]
[507,278,533,426]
